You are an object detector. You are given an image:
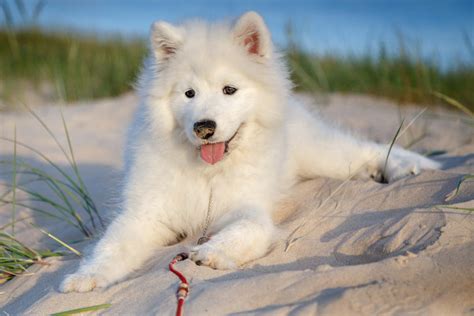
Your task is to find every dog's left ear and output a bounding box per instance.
[150,21,183,62]
[233,11,272,58]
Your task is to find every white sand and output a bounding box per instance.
[0,94,473,315]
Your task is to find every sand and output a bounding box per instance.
[0,93,473,315]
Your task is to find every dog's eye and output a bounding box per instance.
[185,89,195,98]
[223,86,237,95]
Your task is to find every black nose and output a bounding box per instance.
[193,120,216,139]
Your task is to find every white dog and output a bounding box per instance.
[61,11,440,292]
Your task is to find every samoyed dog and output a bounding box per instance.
[61,11,439,292]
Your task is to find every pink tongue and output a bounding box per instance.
[200,142,226,165]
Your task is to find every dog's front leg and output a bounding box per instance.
[190,207,274,269]
[60,209,176,292]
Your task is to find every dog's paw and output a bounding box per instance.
[60,273,108,293]
[189,244,237,270]
[383,147,441,182]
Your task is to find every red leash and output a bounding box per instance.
[169,253,190,316]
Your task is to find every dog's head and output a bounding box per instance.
[140,12,290,165]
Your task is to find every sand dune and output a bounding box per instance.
[0,94,473,315]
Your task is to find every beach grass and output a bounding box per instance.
[0,106,104,237]
[286,43,474,111]
[1,27,473,112]
[0,230,60,283]
[0,107,99,282]
[0,28,146,104]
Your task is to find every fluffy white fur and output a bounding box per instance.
[61,12,440,293]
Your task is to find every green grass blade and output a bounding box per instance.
[60,108,103,228]
[0,160,95,237]
[0,216,33,230]
[22,104,74,167]
[438,205,474,212]
[383,119,405,178]
[431,91,474,118]
[0,138,98,227]
[19,186,77,215]
[1,167,94,229]
[50,303,112,316]
[0,137,86,193]
[11,126,17,235]
[21,86,101,229]
[2,161,94,210]
[60,107,81,185]
[17,181,90,232]
[0,198,86,234]
[30,223,81,256]
[0,231,41,259]
[445,174,474,201]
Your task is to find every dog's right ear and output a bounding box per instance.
[233,11,272,58]
[150,21,183,61]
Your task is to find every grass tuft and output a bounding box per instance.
[287,41,474,111]
[0,106,100,282]
[0,28,147,103]
[1,105,103,237]
[0,229,60,283]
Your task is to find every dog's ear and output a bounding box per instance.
[150,21,183,61]
[233,11,272,58]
